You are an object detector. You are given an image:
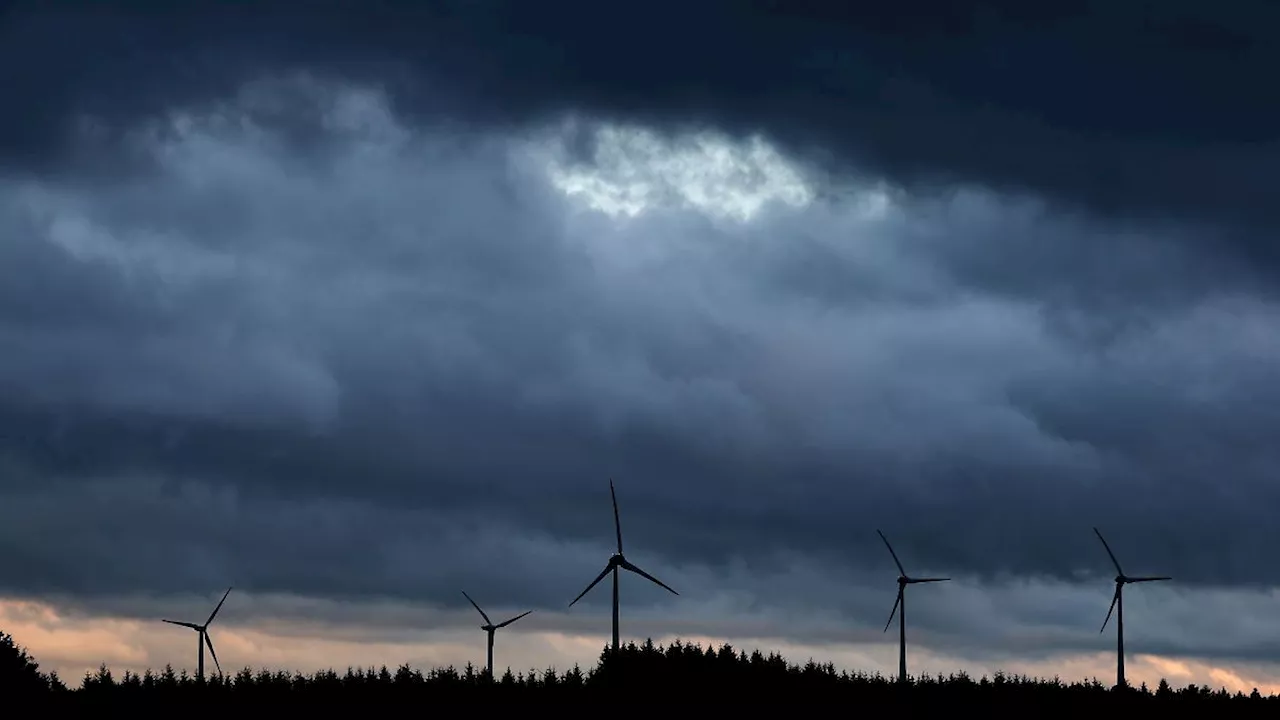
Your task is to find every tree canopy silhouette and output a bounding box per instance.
[0,629,63,695]
[5,627,1278,712]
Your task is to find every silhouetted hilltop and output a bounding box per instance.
[5,630,1277,711]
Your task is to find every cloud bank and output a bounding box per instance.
[2,3,1279,686]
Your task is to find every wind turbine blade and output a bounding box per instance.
[461,591,492,625]
[162,619,200,630]
[910,577,951,583]
[1093,528,1124,576]
[620,559,679,596]
[877,530,906,576]
[883,587,902,633]
[205,587,233,626]
[1128,576,1172,583]
[569,564,612,607]
[204,631,223,677]
[496,610,533,628]
[610,478,623,554]
[1100,585,1120,633]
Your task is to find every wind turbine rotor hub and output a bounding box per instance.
[898,576,908,584]
[1116,576,1126,584]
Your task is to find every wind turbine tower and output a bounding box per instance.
[161,587,232,683]
[877,530,949,685]
[569,479,678,652]
[1094,527,1171,689]
[461,590,532,680]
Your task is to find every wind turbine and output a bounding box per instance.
[461,590,532,680]
[1094,527,1171,689]
[161,587,232,683]
[568,479,678,652]
[877,530,949,685]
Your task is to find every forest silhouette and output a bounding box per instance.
[4,629,1278,710]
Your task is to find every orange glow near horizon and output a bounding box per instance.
[4,598,1278,696]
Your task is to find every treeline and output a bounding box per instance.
[6,631,1279,711]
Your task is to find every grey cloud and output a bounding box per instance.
[4,1,1279,271]
[2,75,1280,670]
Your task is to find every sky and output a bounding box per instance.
[3,0,1280,694]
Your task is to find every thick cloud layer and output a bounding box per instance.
[1,10,1280,670]
[5,3,1279,245]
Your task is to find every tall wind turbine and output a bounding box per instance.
[161,587,232,683]
[462,590,532,680]
[569,479,678,652]
[878,530,949,685]
[1094,527,1171,689]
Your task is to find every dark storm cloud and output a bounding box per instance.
[2,34,1280,665]
[4,1,1279,258]
[0,74,1275,587]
